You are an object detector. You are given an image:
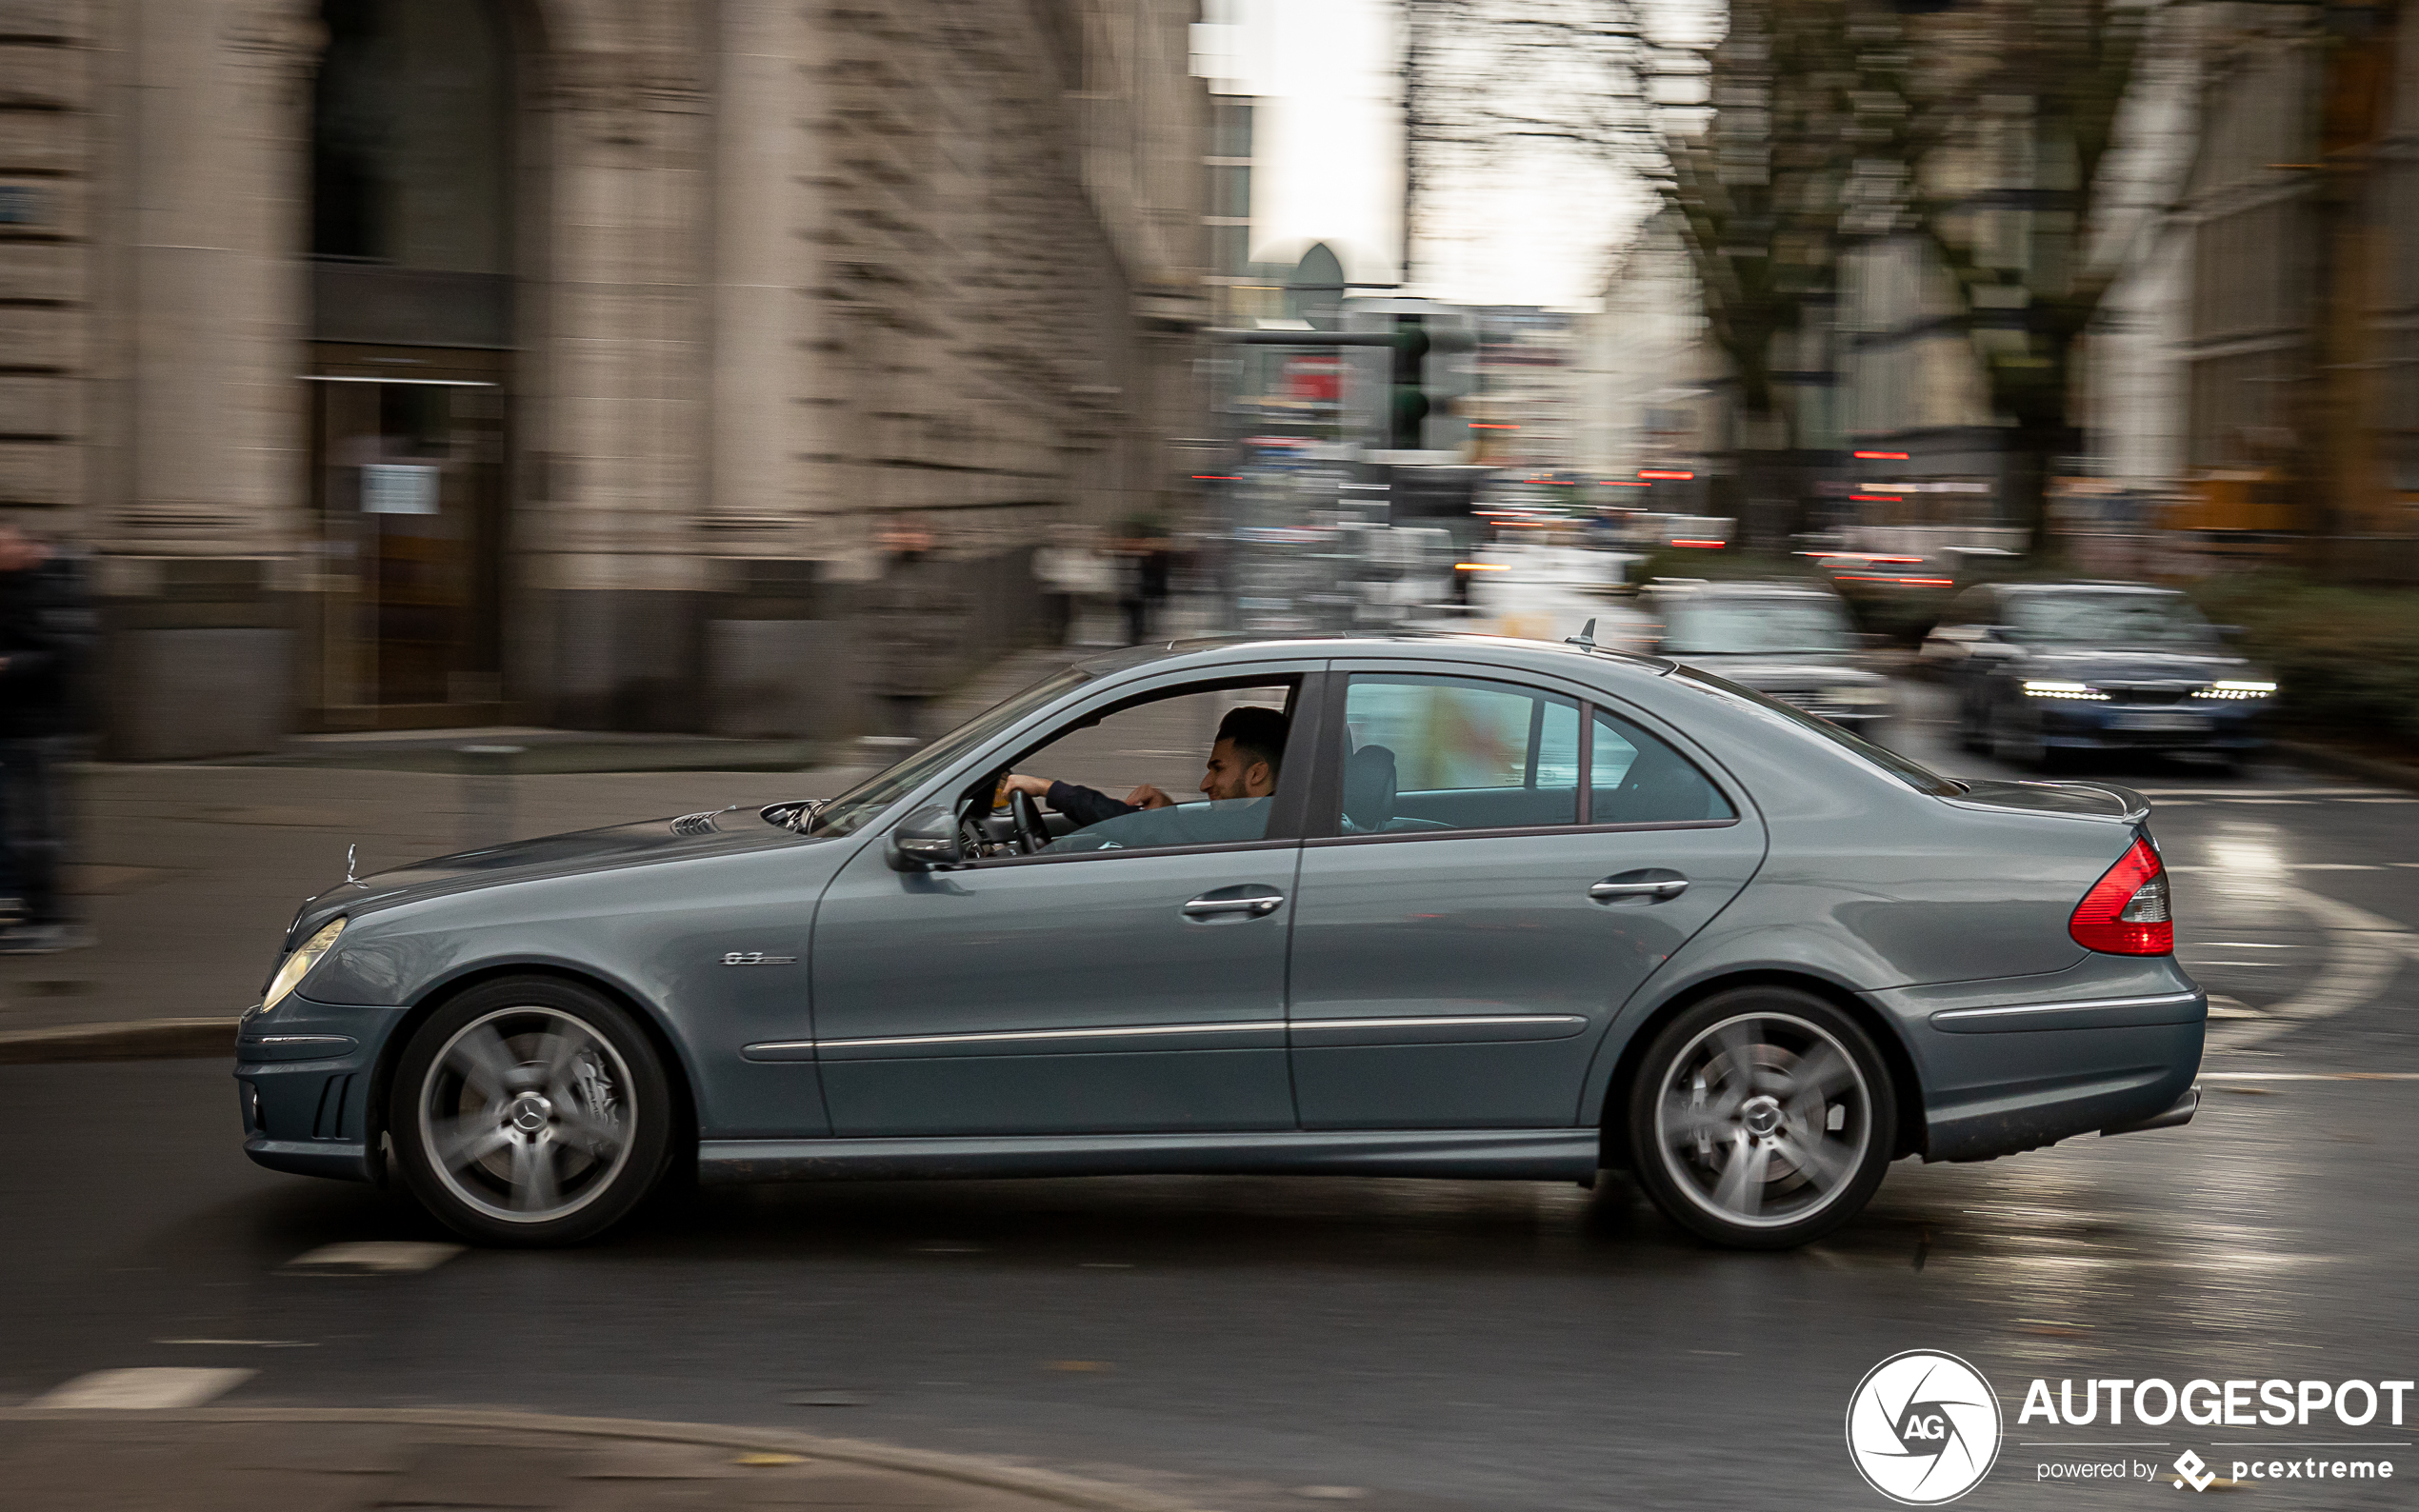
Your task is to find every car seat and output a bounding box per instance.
[1343,744,1398,832]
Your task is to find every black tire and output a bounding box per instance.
[1625,986,1897,1250]
[390,976,673,1246]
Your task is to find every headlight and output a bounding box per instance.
[1827,686,1890,707]
[2022,680,2109,701]
[263,918,347,1010]
[2193,680,2275,701]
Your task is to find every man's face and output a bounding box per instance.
[0,526,33,572]
[1200,738,1272,801]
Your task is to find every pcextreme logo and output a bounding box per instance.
[1846,1351,2004,1505]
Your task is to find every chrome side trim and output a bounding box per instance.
[743,1012,1591,1061]
[1925,991,2215,1025]
[1289,1014,1588,1033]
[698,1127,1603,1184]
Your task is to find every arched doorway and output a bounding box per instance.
[305,0,515,725]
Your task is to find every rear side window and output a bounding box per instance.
[1592,706,1735,824]
[1343,674,1580,832]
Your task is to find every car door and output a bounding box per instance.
[1284,665,1767,1129]
[805,669,1322,1138]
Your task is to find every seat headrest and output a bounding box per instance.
[1344,743,1398,831]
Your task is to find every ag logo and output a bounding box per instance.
[1846,1350,2002,1504]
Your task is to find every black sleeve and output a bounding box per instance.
[0,560,93,688]
[1046,780,1137,827]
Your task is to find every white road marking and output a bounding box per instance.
[2202,1072,2419,1081]
[2211,888,2414,1053]
[31,1367,255,1408]
[2132,787,2394,798]
[154,1339,316,1348]
[283,1241,462,1274]
[2168,864,2385,873]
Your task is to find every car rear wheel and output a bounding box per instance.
[1627,988,1897,1249]
[391,977,672,1246]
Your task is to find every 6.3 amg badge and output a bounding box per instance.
[1847,1351,2003,1504]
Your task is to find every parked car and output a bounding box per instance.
[236,632,2202,1251]
[1925,582,2272,770]
[1634,578,1895,743]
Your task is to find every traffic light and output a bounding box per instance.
[1389,315,1430,450]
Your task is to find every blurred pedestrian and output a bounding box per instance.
[0,521,94,953]
[863,515,970,742]
[1117,520,1170,645]
[1031,523,1090,647]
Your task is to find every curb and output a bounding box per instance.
[2273,738,2419,794]
[0,1017,233,1065]
[0,1405,1212,1512]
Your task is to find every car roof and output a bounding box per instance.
[1071,631,1675,682]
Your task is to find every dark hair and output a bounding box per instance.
[1216,705,1289,776]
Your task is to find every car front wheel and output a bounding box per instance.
[1627,988,1897,1249]
[390,977,673,1246]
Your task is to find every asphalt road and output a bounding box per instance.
[4,681,2413,1511]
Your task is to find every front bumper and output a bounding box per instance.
[234,998,409,1184]
[2035,702,2263,751]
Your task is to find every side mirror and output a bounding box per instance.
[887,806,965,871]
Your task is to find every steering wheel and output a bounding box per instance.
[1009,787,1052,855]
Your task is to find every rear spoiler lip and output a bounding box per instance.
[1938,779,2152,826]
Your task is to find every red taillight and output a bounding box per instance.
[2069,837,2172,955]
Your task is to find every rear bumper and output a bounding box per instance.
[1891,981,2206,1163]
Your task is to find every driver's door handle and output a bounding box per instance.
[1182,889,1286,919]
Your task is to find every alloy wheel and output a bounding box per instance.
[1651,1011,1873,1231]
[417,1005,635,1224]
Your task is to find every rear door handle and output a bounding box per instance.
[1589,877,1688,902]
[1183,889,1286,919]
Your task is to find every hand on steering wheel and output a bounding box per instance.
[1008,786,1051,855]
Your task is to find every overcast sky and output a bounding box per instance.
[1229,0,1713,311]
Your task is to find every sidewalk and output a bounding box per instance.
[0,648,1080,1047]
[0,1407,1201,1512]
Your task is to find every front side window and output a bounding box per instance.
[1341,675,1580,832]
[967,678,1300,856]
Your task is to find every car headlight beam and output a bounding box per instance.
[2193,680,2275,701]
[263,917,347,1011]
[2021,680,2109,701]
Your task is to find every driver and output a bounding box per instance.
[1001,706,1288,851]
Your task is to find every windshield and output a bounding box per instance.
[2007,592,2214,649]
[1664,597,1855,655]
[798,666,1092,837]
[1672,666,1965,797]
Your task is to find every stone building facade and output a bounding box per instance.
[0,0,1211,756]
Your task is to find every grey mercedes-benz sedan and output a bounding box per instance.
[235,633,2202,1249]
